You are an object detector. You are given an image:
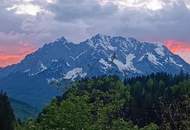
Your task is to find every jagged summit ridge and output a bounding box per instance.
[0,34,190,108]
[1,34,190,78]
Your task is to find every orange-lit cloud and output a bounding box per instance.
[0,39,190,68]
[165,40,190,64]
[0,43,36,68]
[0,54,24,67]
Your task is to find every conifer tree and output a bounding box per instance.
[0,91,15,130]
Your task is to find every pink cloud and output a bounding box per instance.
[0,42,36,67]
[0,32,37,67]
[165,40,190,64]
[0,48,36,67]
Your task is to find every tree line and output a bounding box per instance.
[1,72,190,130]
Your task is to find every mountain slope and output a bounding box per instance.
[10,98,39,120]
[0,34,190,109]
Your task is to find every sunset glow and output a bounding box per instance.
[0,54,25,67]
[1,0,190,67]
[165,40,190,63]
[0,40,190,68]
[0,44,36,68]
[1,0,190,127]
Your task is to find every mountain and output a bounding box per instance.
[0,34,190,110]
[10,98,38,120]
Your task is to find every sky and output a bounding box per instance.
[0,0,190,67]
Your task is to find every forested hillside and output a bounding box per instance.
[0,92,15,130]
[15,72,190,130]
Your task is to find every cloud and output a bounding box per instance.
[0,54,26,67]
[48,0,118,22]
[7,3,42,16]
[0,0,190,66]
[1,0,190,43]
[44,0,190,42]
[165,40,190,63]
[165,40,190,53]
[0,4,23,33]
[0,32,36,67]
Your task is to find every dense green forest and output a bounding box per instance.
[1,72,190,130]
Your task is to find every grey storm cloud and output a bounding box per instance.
[46,0,190,42]
[115,2,190,42]
[0,0,190,45]
[0,3,23,33]
[48,0,118,22]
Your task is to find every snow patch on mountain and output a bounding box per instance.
[23,69,31,73]
[125,54,136,71]
[64,68,87,81]
[169,57,183,67]
[47,78,59,85]
[52,59,58,62]
[113,59,126,72]
[139,55,145,61]
[40,63,47,72]
[154,44,165,57]
[99,59,111,70]
[74,51,87,60]
[113,53,137,72]
[147,53,161,65]
[66,62,71,67]
[89,34,117,51]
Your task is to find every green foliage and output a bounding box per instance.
[140,123,158,130]
[17,73,190,130]
[0,91,15,130]
[158,95,190,130]
[125,72,190,129]
[36,76,134,130]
